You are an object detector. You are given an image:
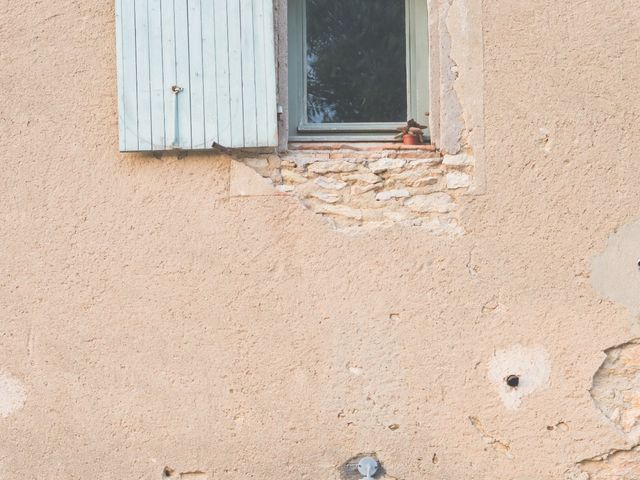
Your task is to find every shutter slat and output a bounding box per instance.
[149,0,166,149]
[240,0,257,146]
[174,0,193,148]
[116,0,278,151]
[135,0,153,151]
[120,0,139,151]
[116,0,126,151]
[188,0,206,148]
[262,0,278,147]
[201,0,219,146]
[253,0,268,146]
[161,0,177,149]
[227,0,245,148]
[213,0,232,146]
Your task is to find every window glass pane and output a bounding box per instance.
[305,0,407,124]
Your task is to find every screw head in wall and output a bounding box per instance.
[357,457,379,478]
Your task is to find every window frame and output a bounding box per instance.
[287,0,430,142]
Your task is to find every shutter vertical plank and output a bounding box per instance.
[201,0,219,147]
[227,0,245,148]
[188,0,206,148]
[213,0,232,146]
[148,0,165,149]
[263,0,278,146]
[252,0,268,146]
[161,0,177,149]
[115,0,125,151]
[135,0,153,150]
[240,0,257,147]
[174,0,193,148]
[120,0,140,151]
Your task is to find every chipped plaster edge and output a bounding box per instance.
[428,0,486,194]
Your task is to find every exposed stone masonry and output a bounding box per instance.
[591,340,640,443]
[241,144,474,235]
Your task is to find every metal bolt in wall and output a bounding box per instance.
[357,457,379,480]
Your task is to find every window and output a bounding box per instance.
[288,0,429,142]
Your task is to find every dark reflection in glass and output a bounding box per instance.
[306,0,407,123]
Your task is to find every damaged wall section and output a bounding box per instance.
[428,0,486,193]
[591,339,640,444]
[230,146,472,235]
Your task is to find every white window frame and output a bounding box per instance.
[286,0,430,142]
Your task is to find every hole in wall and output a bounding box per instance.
[506,375,520,388]
[162,467,175,479]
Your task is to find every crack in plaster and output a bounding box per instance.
[468,416,512,458]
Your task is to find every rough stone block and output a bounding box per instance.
[405,193,457,213]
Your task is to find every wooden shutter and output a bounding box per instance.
[115,0,278,152]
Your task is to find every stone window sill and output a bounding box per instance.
[288,142,437,152]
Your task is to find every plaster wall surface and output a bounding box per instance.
[1,1,640,479]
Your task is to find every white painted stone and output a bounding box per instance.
[343,172,383,185]
[0,371,26,418]
[311,191,341,204]
[351,183,382,195]
[316,204,363,220]
[276,185,294,193]
[307,161,358,174]
[405,193,456,213]
[447,172,471,189]
[414,176,440,187]
[488,345,551,410]
[281,169,309,184]
[314,176,347,190]
[443,153,474,166]
[386,171,421,185]
[408,157,442,167]
[368,158,406,173]
[383,210,414,222]
[376,189,411,201]
[420,218,465,236]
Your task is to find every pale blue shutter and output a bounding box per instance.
[115,0,278,151]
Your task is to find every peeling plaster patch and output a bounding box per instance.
[592,218,640,318]
[229,160,276,197]
[437,0,465,153]
[0,371,26,417]
[468,416,512,458]
[568,447,640,480]
[591,339,640,444]
[488,345,551,410]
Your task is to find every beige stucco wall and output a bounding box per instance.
[2,1,640,479]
